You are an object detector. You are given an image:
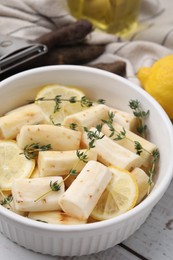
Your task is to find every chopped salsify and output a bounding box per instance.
[0,85,159,224]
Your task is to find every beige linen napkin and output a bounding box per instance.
[0,0,173,84]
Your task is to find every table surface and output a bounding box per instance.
[1,176,173,260]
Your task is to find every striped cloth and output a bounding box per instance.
[0,0,173,84]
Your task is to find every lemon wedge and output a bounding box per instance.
[0,140,35,190]
[91,166,139,220]
[35,84,85,123]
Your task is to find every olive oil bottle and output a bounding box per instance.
[67,0,141,36]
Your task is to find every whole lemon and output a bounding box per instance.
[137,55,173,119]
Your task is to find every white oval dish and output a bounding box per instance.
[0,65,173,256]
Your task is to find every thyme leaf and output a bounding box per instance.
[69,123,78,131]
[80,96,93,107]
[69,169,78,176]
[134,141,143,155]
[69,96,77,103]
[50,180,61,191]
[76,150,88,163]
[0,194,13,207]
[114,128,126,141]
[36,219,48,223]
[97,98,106,104]
[22,143,52,160]
[54,95,62,113]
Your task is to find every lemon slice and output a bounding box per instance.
[131,167,149,204]
[35,84,85,123]
[91,166,139,220]
[0,140,35,190]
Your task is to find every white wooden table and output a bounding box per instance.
[1,177,173,260]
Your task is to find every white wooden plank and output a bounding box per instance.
[78,245,142,260]
[0,231,141,260]
[0,232,53,260]
[123,178,173,260]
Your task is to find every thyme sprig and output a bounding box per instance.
[103,113,146,155]
[129,99,149,138]
[100,111,159,191]
[50,115,78,130]
[63,126,104,181]
[147,149,160,193]
[21,143,52,160]
[35,95,105,113]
